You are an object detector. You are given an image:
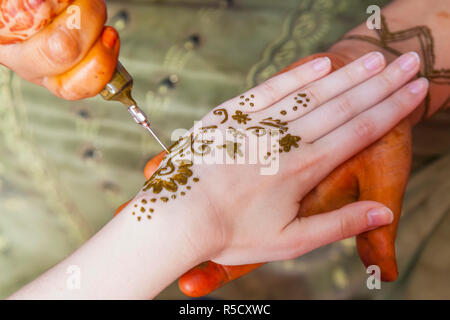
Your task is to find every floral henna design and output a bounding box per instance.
[279,134,301,152]
[132,94,304,222]
[232,110,251,124]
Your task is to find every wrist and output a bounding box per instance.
[132,184,223,265]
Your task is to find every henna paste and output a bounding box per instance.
[132,94,302,222]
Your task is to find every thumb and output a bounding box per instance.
[279,201,394,259]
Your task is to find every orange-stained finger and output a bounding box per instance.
[114,151,166,220]
[43,26,119,100]
[144,151,166,180]
[0,0,107,81]
[223,57,331,114]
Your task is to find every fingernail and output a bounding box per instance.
[408,78,428,94]
[312,57,331,71]
[363,51,384,70]
[102,27,119,50]
[367,207,394,227]
[398,51,420,71]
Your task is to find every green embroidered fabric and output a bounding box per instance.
[0,0,391,298]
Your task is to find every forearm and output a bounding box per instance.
[8,197,205,300]
[329,0,449,124]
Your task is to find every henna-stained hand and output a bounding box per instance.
[117,52,427,276]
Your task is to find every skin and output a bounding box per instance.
[9,53,428,299]
[176,54,410,297]
[174,0,450,296]
[0,0,442,299]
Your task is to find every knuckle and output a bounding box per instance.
[389,92,407,110]
[352,117,376,140]
[338,215,353,240]
[377,70,397,92]
[388,89,419,115]
[296,157,315,174]
[304,87,322,105]
[305,142,323,163]
[261,78,278,101]
[292,67,306,84]
[341,66,359,84]
[42,27,82,67]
